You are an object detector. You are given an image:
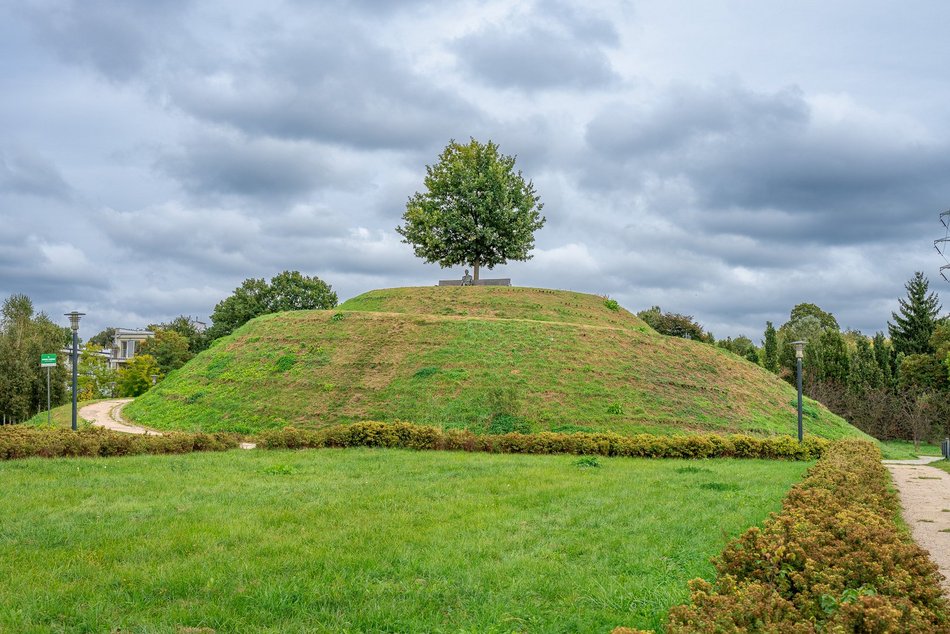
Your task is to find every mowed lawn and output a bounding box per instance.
[0,449,809,633]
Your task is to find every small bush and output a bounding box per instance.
[273,355,296,373]
[330,312,345,323]
[663,440,950,632]
[0,427,240,461]
[574,456,600,468]
[412,367,439,379]
[604,298,620,311]
[254,422,827,461]
[606,402,625,415]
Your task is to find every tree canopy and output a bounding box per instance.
[208,271,337,340]
[0,294,69,421]
[140,330,193,375]
[637,306,713,343]
[397,138,545,280]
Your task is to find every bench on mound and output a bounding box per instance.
[438,278,511,286]
[438,269,511,286]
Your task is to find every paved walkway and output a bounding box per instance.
[886,459,950,596]
[80,399,159,435]
[79,398,256,449]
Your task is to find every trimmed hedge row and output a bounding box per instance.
[256,421,828,460]
[0,426,240,460]
[662,439,950,632]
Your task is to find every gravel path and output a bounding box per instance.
[79,399,160,435]
[886,459,950,596]
[78,398,257,449]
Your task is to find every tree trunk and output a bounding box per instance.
[473,261,480,281]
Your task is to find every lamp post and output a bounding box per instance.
[65,311,85,431]
[792,340,806,443]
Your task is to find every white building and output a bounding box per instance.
[110,329,154,369]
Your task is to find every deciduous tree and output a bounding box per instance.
[397,138,545,281]
[140,330,193,375]
[116,354,162,397]
[208,271,337,340]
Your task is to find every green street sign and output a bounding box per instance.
[40,353,57,368]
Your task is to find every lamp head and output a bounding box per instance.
[791,340,806,359]
[64,311,85,332]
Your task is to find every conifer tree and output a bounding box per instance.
[872,332,895,387]
[763,321,779,372]
[888,272,941,356]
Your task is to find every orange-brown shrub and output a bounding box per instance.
[664,439,950,632]
[255,421,827,460]
[0,426,239,460]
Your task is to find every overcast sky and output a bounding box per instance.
[3,0,950,341]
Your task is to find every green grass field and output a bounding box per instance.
[878,439,944,460]
[0,448,808,633]
[20,401,97,428]
[126,286,867,442]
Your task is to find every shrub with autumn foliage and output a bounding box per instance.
[664,439,950,632]
[256,421,827,460]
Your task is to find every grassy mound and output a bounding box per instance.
[125,286,869,439]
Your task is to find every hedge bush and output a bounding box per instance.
[663,439,950,632]
[256,421,827,460]
[0,426,240,460]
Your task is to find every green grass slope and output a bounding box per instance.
[126,286,870,440]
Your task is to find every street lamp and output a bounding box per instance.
[792,340,806,443]
[65,311,85,431]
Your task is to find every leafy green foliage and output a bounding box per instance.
[665,440,950,632]
[77,344,117,400]
[396,138,545,280]
[603,298,620,311]
[88,327,116,349]
[889,271,942,356]
[0,294,70,422]
[763,321,779,372]
[116,354,163,397]
[573,455,600,468]
[150,316,209,353]
[717,335,759,364]
[208,271,337,340]
[139,329,193,375]
[637,306,713,342]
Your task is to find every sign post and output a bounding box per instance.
[40,354,57,425]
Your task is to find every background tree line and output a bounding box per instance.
[0,271,336,415]
[641,271,949,446]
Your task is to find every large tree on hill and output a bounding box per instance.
[888,271,941,356]
[397,138,545,281]
[208,271,337,340]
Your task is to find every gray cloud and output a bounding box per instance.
[4,0,950,342]
[0,147,72,199]
[454,2,619,91]
[584,82,950,249]
[21,0,194,81]
[156,132,348,200]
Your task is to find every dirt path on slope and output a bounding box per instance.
[78,398,257,448]
[885,458,950,595]
[79,399,160,435]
